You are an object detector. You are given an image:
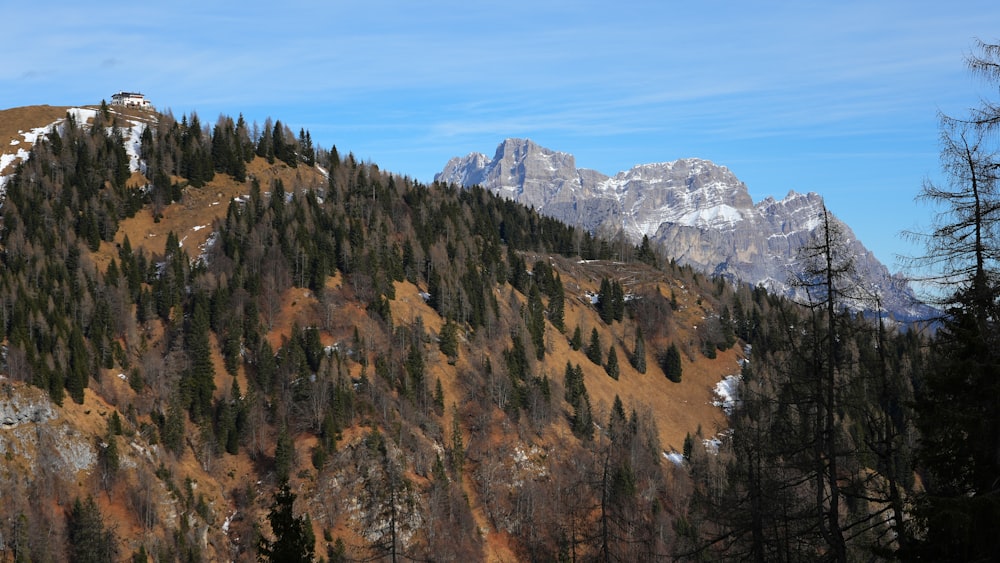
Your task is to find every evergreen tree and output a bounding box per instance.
[438,318,459,361]
[586,328,603,365]
[906,39,1000,561]
[605,345,620,380]
[257,117,275,163]
[298,128,315,167]
[66,496,117,563]
[258,482,315,563]
[598,278,614,324]
[636,234,657,266]
[66,325,90,404]
[661,343,682,383]
[630,325,647,374]
[563,362,593,441]
[548,271,566,332]
[274,425,295,483]
[570,325,583,351]
[527,283,546,360]
[162,396,186,456]
[183,295,216,420]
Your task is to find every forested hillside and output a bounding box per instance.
[0,40,998,563]
[0,102,749,562]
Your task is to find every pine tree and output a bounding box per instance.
[183,295,216,420]
[564,362,593,441]
[67,496,117,563]
[570,325,583,351]
[257,117,275,163]
[163,396,186,456]
[274,425,295,483]
[630,325,647,374]
[438,319,459,361]
[661,343,682,383]
[605,345,620,380]
[258,482,315,563]
[598,278,614,324]
[548,271,566,332]
[586,328,603,365]
[527,283,546,360]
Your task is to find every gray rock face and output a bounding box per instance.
[0,382,96,475]
[0,386,56,428]
[436,139,930,321]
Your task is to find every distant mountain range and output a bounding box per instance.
[436,138,930,321]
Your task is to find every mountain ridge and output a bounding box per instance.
[436,138,931,321]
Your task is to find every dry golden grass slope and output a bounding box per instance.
[1,105,74,175]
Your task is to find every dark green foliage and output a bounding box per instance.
[258,482,315,563]
[274,426,295,483]
[67,496,117,563]
[162,398,186,456]
[298,128,315,167]
[434,378,445,414]
[548,272,566,332]
[404,342,426,405]
[211,115,247,181]
[438,318,459,360]
[630,326,647,373]
[586,328,603,365]
[661,343,682,383]
[272,120,298,167]
[257,117,275,163]
[526,283,546,360]
[597,277,625,323]
[66,325,90,404]
[183,295,216,420]
[97,431,121,493]
[682,432,694,461]
[605,345,620,380]
[636,234,658,266]
[570,325,583,351]
[564,362,593,440]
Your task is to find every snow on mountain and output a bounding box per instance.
[436,138,932,321]
[0,107,150,196]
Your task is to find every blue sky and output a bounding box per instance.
[5,1,1000,273]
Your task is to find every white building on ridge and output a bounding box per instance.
[110,91,153,109]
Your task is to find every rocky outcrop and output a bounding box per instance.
[0,383,56,428]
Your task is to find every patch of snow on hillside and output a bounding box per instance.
[663,451,685,466]
[1,123,56,191]
[120,120,147,173]
[1,108,101,194]
[712,374,741,415]
[222,510,238,534]
[703,436,722,454]
[66,107,98,126]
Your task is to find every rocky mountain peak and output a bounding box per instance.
[437,139,930,321]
